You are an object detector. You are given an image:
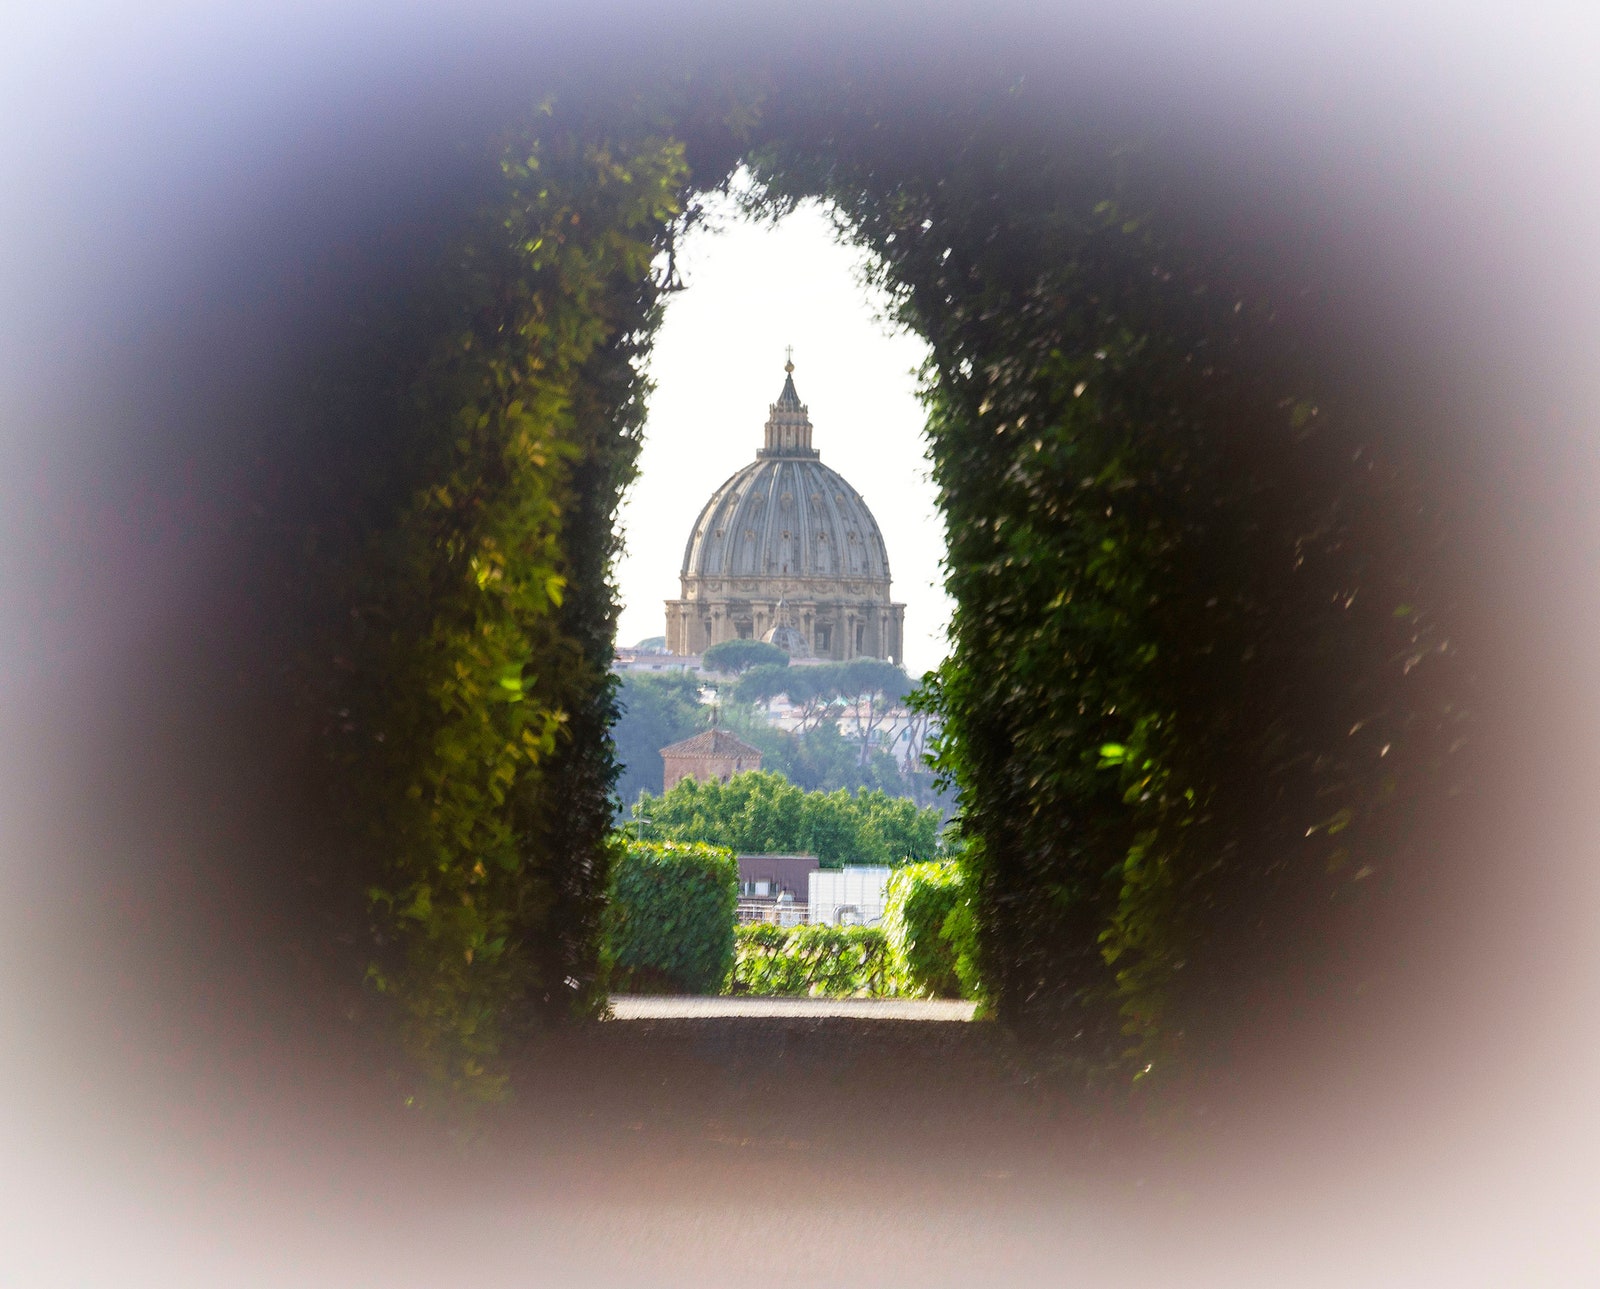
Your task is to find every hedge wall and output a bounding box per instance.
[883,861,970,1000]
[605,840,738,995]
[265,117,694,1102]
[746,107,1472,1079]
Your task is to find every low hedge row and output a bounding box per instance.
[732,924,895,998]
[602,844,980,1000]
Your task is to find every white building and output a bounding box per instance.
[807,866,892,928]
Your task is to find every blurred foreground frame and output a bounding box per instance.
[1,3,1598,1286]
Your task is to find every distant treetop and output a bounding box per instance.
[702,639,791,675]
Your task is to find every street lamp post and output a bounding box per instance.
[631,800,652,845]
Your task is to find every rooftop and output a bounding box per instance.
[659,728,764,759]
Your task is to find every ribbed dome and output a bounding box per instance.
[680,458,892,582]
[679,368,892,585]
[665,361,905,665]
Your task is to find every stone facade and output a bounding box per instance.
[664,363,906,664]
[659,728,764,791]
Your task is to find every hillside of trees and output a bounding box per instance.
[611,662,947,811]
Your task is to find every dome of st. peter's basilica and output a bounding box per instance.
[665,362,905,664]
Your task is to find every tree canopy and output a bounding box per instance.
[734,659,911,743]
[609,663,933,808]
[635,770,945,868]
[717,658,933,800]
[701,639,790,674]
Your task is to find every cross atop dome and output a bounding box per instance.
[764,354,814,454]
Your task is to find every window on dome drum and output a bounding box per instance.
[817,626,831,652]
[855,624,865,653]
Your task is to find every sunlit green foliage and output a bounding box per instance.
[605,840,738,994]
[296,119,691,1102]
[884,860,975,1000]
[732,924,894,998]
[635,769,943,867]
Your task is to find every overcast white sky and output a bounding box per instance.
[613,191,953,675]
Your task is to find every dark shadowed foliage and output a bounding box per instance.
[744,113,1475,1079]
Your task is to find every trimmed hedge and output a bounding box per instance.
[605,840,738,994]
[883,861,968,999]
[732,924,894,998]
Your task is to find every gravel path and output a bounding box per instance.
[607,994,979,1021]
